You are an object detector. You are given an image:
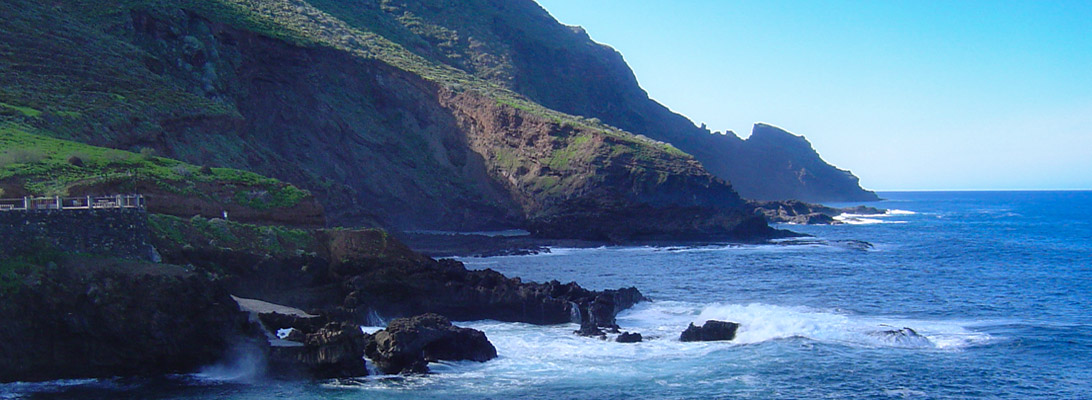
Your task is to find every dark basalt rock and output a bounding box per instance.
[363,313,497,374]
[574,320,606,339]
[752,199,885,225]
[0,258,258,383]
[680,320,740,342]
[160,228,649,330]
[616,332,643,343]
[869,327,932,347]
[258,311,329,334]
[267,321,369,380]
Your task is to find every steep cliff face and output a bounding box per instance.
[357,0,879,202]
[723,124,877,201]
[1,0,770,238]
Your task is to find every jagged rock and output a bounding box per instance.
[574,320,606,339]
[752,199,885,225]
[869,327,932,347]
[267,322,369,380]
[156,223,649,331]
[680,320,740,342]
[364,314,497,374]
[616,332,643,343]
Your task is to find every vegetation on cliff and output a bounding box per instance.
[0,125,321,225]
[336,0,879,202]
[1,0,767,236]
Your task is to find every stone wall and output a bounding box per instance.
[0,209,157,261]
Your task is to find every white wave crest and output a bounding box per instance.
[622,302,991,350]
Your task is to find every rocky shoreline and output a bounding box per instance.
[1,215,657,383]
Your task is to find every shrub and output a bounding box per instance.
[0,148,45,167]
[171,164,192,177]
[138,147,157,160]
[67,155,85,167]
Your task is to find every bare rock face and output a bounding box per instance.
[364,314,497,374]
[680,320,740,342]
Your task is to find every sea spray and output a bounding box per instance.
[193,339,267,383]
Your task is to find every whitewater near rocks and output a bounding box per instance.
[3,191,1090,399]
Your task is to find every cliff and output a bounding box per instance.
[357,0,879,202]
[0,0,773,238]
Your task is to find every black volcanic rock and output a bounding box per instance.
[752,199,885,225]
[268,322,370,380]
[616,332,643,343]
[0,257,258,383]
[868,327,932,347]
[363,314,497,374]
[155,226,649,330]
[680,320,740,342]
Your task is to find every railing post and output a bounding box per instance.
[55,196,62,210]
[87,196,92,209]
[116,194,122,209]
[23,196,28,210]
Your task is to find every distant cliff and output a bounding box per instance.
[361,0,878,202]
[720,124,879,202]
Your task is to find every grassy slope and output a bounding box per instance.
[0,124,309,210]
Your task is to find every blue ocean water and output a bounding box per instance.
[4,191,1090,399]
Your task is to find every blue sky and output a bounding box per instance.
[536,0,1092,190]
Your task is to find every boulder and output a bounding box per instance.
[267,322,368,379]
[679,320,740,342]
[364,314,497,374]
[616,332,643,343]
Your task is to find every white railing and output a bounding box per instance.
[0,195,145,211]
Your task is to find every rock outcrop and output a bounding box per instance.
[616,332,643,343]
[152,219,648,330]
[266,321,370,380]
[679,320,740,342]
[0,257,258,383]
[752,200,885,225]
[868,327,932,348]
[363,314,497,374]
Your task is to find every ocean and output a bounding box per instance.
[4,191,1090,399]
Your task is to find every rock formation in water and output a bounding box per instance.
[752,199,885,225]
[364,313,497,374]
[679,320,740,342]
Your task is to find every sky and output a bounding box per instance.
[535,0,1092,191]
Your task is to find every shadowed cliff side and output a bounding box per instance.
[344,0,879,202]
